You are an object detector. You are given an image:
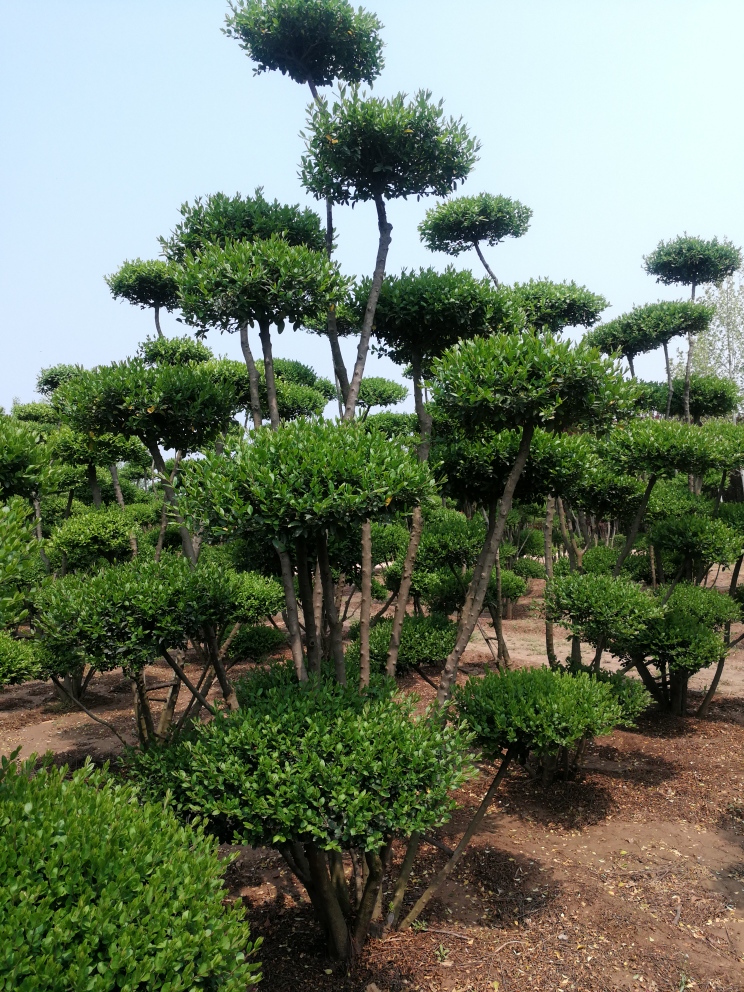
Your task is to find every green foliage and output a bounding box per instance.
[455,667,625,759]
[160,189,326,261]
[371,520,409,564]
[46,506,136,572]
[225,0,384,87]
[432,332,633,435]
[181,419,436,543]
[364,411,419,441]
[649,516,741,572]
[0,418,49,501]
[602,418,734,479]
[357,376,408,414]
[638,373,740,421]
[105,258,180,312]
[129,676,472,852]
[48,425,144,470]
[347,613,458,672]
[416,507,486,572]
[548,573,663,657]
[581,544,620,575]
[224,624,286,660]
[517,528,545,558]
[0,500,38,627]
[498,568,528,602]
[138,334,214,366]
[53,359,239,453]
[418,192,531,256]
[178,234,345,334]
[0,757,260,990]
[0,633,40,687]
[301,86,478,204]
[35,556,283,677]
[644,235,742,290]
[368,266,517,370]
[510,279,608,334]
[35,364,83,397]
[587,300,715,364]
[593,669,652,725]
[511,556,546,580]
[11,402,59,440]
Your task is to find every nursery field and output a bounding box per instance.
[3,591,744,992]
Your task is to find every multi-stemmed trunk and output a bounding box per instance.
[438,425,535,703]
[258,318,281,429]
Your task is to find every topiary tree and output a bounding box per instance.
[418,191,532,286]
[35,363,83,397]
[638,372,739,423]
[367,266,515,459]
[128,672,471,960]
[510,278,608,334]
[586,300,715,415]
[138,333,214,366]
[106,258,180,338]
[177,235,345,430]
[644,236,742,421]
[302,86,479,419]
[431,331,633,700]
[179,419,435,686]
[398,666,644,929]
[355,376,408,419]
[53,359,241,565]
[225,2,385,401]
[0,756,261,989]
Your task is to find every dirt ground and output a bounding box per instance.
[2,583,744,991]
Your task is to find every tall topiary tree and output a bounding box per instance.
[587,300,714,415]
[431,332,633,700]
[177,235,345,430]
[302,87,479,419]
[106,259,180,338]
[225,0,385,403]
[644,236,741,421]
[418,192,532,286]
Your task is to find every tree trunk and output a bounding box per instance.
[154,304,164,339]
[317,531,346,685]
[343,194,393,421]
[305,844,350,960]
[110,464,138,556]
[613,475,657,576]
[543,496,557,666]
[296,537,321,675]
[277,547,308,683]
[627,353,636,379]
[438,425,535,703]
[662,340,673,418]
[410,350,433,462]
[258,319,280,429]
[682,282,697,424]
[386,506,424,677]
[399,746,517,930]
[697,553,743,718]
[87,463,102,509]
[493,548,510,664]
[473,240,499,287]
[359,519,372,689]
[156,674,181,738]
[238,322,264,430]
[149,445,197,565]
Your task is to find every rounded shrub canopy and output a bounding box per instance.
[644,235,741,290]
[224,0,385,88]
[130,675,473,852]
[418,192,532,255]
[105,258,180,312]
[0,758,260,990]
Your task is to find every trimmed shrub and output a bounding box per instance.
[346,612,458,672]
[0,632,40,688]
[455,666,625,760]
[511,557,546,580]
[498,568,528,603]
[224,623,287,660]
[0,756,260,990]
[46,507,136,572]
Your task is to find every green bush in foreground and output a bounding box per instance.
[130,674,471,959]
[0,632,40,688]
[0,756,260,991]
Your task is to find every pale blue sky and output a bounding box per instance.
[2,1,743,410]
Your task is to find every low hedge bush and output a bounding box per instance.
[346,612,458,672]
[0,756,260,991]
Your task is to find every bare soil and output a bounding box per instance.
[3,583,744,991]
